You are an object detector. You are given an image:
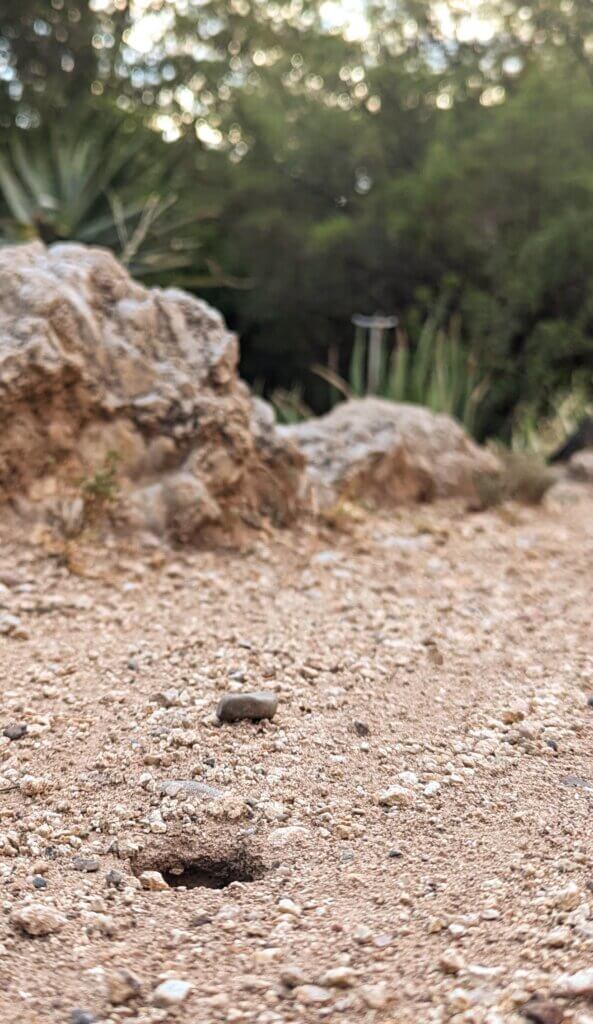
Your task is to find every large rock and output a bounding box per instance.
[0,242,303,540]
[280,397,498,508]
[567,449,593,484]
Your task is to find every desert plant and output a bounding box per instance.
[269,385,313,424]
[79,451,121,526]
[511,383,593,456]
[314,311,488,435]
[473,447,555,509]
[0,110,214,281]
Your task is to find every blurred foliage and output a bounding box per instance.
[512,383,593,456]
[473,448,555,508]
[314,307,487,433]
[1,1,593,437]
[0,107,218,279]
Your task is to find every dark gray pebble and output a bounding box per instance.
[561,774,593,792]
[3,724,27,741]
[72,856,100,873]
[216,691,278,723]
[71,1010,95,1024]
[190,913,212,927]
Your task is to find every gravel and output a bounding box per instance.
[0,499,591,1022]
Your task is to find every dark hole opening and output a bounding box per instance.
[131,845,265,892]
[163,859,256,890]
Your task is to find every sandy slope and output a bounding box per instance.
[0,498,592,1024]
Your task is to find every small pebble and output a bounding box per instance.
[72,856,100,873]
[139,870,169,891]
[106,969,142,1005]
[280,966,308,989]
[3,724,27,741]
[294,985,331,1005]
[216,691,278,723]
[71,1011,95,1024]
[10,903,66,936]
[522,998,565,1024]
[377,785,413,807]
[321,966,356,988]
[360,982,390,1009]
[152,979,192,1007]
[278,897,301,917]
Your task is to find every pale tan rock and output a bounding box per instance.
[377,784,414,807]
[281,397,499,509]
[0,242,302,538]
[267,826,311,848]
[568,450,593,483]
[294,984,332,1005]
[152,979,191,1006]
[10,903,66,936]
[321,966,356,988]
[105,968,142,1005]
[439,949,464,974]
[139,870,169,891]
[360,982,390,1009]
[554,967,593,996]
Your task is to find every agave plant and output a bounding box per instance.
[0,110,215,281]
[314,307,488,436]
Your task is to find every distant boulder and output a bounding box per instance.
[280,397,499,509]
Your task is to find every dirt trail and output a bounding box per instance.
[0,499,592,1024]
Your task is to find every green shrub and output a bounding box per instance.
[314,308,489,435]
[474,448,555,509]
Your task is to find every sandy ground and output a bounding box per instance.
[0,497,592,1024]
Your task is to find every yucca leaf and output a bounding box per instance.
[0,156,34,224]
[349,326,365,397]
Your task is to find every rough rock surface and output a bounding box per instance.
[9,903,67,936]
[567,449,593,483]
[0,242,302,540]
[280,397,499,508]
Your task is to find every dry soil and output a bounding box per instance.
[0,497,592,1024]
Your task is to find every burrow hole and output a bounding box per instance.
[132,846,265,891]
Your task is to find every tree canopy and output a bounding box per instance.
[1,0,593,438]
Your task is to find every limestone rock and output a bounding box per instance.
[152,979,192,1007]
[568,450,593,483]
[554,967,593,996]
[0,242,302,539]
[105,969,142,1005]
[139,870,169,891]
[280,397,499,509]
[10,903,67,936]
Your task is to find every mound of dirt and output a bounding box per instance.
[0,242,303,540]
[280,397,499,509]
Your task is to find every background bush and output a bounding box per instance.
[2,0,593,440]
